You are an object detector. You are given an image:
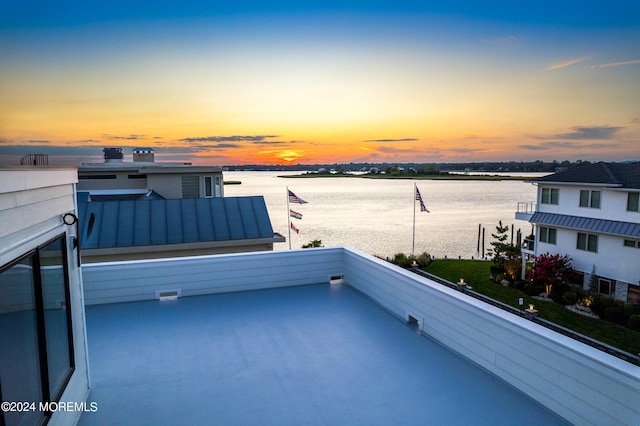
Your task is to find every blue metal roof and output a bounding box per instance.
[530,212,640,238]
[78,196,276,249]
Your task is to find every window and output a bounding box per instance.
[204,176,213,197]
[539,227,557,244]
[624,239,640,249]
[541,188,558,205]
[577,232,598,252]
[579,190,601,208]
[598,279,612,296]
[78,174,117,180]
[127,174,147,179]
[628,192,639,212]
[215,176,222,197]
[0,235,74,426]
[181,176,200,198]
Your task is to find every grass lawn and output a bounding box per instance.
[424,259,640,356]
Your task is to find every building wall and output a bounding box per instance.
[0,169,90,426]
[535,184,640,299]
[77,169,146,192]
[536,227,639,286]
[341,248,640,426]
[538,184,637,222]
[82,247,640,425]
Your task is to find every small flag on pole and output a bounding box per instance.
[289,209,303,220]
[415,186,429,212]
[288,189,308,204]
[290,222,300,234]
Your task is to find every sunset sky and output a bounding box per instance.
[1,1,639,165]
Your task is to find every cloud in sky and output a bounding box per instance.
[103,134,146,140]
[546,56,590,70]
[591,59,640,69]
[532,125,623,140]
[363,138,418,143]
[519,141,615,151]
[179,135,279,143]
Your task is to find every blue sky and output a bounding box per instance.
[1,1,639,165]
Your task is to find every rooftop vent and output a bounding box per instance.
[133,147,155,163]
[20,154,49,166]
[156,288,182,301]
[103,147,124,162]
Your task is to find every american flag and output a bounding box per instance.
[415,186,429,212]
[290,222,300,234]
[288,189,308,204]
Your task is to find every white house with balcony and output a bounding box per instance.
[516,162,640,303]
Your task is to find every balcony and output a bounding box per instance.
[76,247,640,425]
[515,201,536,221]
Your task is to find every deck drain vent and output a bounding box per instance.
[156,288,182,301]
[329,275,344,284]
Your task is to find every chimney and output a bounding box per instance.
[103,147,124,162]
[133,147,155,162]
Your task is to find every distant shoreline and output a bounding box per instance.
[278,173,532,181]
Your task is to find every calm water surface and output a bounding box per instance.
[224,171,540,258]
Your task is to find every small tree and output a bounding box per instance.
[487,221,520,270]
[527,253,572,295]
[302,239,323,248]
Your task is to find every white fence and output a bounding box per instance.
[82,247,640,425]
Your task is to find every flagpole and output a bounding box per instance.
[412,183,416,257]
[286,186,291,249]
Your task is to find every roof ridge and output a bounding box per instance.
[600,163,618,184]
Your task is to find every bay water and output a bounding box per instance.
[224,171,541,259]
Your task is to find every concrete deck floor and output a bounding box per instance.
[79,283,567,425]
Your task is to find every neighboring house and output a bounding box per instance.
[77,147,224,200]
[0,167,90,426]
[516,162,640,303]
[75,147,284,260]
[77,196,285,263]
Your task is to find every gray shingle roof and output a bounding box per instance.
[530,212,640,238]
[535,162,640,188]
[78,196,277,249]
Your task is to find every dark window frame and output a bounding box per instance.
[541,187,559,205]
[579,189,601,209]
[628,192,639,212]
[577,232,598,253]
[539,226,557,244]
[0,233,75,424]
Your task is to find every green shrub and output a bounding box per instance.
[624,303,640,317]
[561,290,580,306]
[604,307,626,325]
[628,315,640,331]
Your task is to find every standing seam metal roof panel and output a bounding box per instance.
[166,199,183,244]
[77,196,277,249]
[530,212,640,238]
[100,202,119,248]
[252,196,275,237]
[181,199,199,243]
[150,201,167,245]
[195,198,215,241]
[133,201,150,246]
[117,201,135,247]
[238,197,260,239]
[224,198,245,240]
[211,198,230,240]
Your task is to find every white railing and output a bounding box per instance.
[517,201,536,214]
[81,247,640,425]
